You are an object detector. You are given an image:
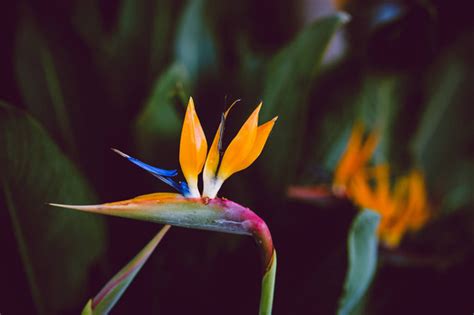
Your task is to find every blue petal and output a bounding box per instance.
[179,181,191,196]
[112,149,192,196]
[112,149,178,177]
[153,175,191,197]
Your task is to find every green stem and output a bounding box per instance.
[259,250,277,315]
[3,182,45,315]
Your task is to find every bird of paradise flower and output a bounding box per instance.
[51,98,278,314]
[289,123,430,248]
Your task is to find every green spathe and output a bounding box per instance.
[259,250,277,315]
[51,196,274,269]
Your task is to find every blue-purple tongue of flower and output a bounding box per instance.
[112,149,190,196]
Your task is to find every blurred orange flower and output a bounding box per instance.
[333,123,379,196]
[335,124,430,247]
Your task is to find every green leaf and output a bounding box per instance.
[410,51,473,211]
[71,0,103,49]
[84,225,171,314]
[81,300,93,315]
[149,0,175,73]
[440,161,474,213]
[354,76,401,164]
[134,63,191,158]
[411,59,465,171]
[15,12,76,153]
[323,75,402,170]
[0,102,106,314]
[260,13,350,190]
[337,210,380,315]
[259,250,277,315]
[175,0,218,81]
[90,0,157,111]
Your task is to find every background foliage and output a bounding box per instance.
[0,0,473,314]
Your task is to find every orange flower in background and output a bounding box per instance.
[349,166,430,248]
[333,123,379,196]
[290,122,431,248]
[332,124,430,247]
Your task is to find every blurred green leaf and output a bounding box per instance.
[15,12,76,154]
[88,0,158,111]
[354,76,401,164]
[440,161,474,213]
[149,0,175,73]
[72,0,103,48]
[411,60,464,171]
[0,102,106,314]
[260,13,350,190]
[84,225,171,314]
[337,210,380,315]
[109,0,151,90]
[324,75,401,169]
[411,60,463,170]
[259,251,277,315]
[411,49,473,212]
[134,63,191,158]
[73,0,179,99]
[175,0,218,81]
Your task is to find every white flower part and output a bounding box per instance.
[202,177,224,199]
[188,185,201,198]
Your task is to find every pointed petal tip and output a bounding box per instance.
[188,96,195,108]
[111,148,129,158]
[247,102,262,122]
[48,202,72,208]
[48,202,101,211]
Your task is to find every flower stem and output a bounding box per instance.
[259,250,277,315]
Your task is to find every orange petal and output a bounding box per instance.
[359,129,380,169]
[125,192,184,202]
[333,123,364,188]
[380,227,404,248]
[349,169,376,209]
[179,97,208,197]
[238,116,277,172]
[202,105,235,197]
[217,103,261,181]
[373,164,391,210]
[406,170,430,230]
[379,174,412,248]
